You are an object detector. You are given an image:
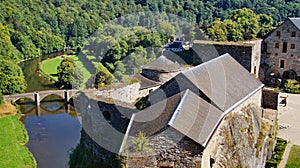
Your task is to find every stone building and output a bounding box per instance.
[74,53,276,168]
[192,40,262,78]
[118,54,273,167]
[142,55,187,83]
[263,17,300,80]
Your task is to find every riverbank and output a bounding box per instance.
[39,55,91,88]
[0,103,36,168]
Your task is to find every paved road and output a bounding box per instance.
[278,93,300,146]
[277,93,300,168]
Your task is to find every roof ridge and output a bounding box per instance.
[289,17,300,31]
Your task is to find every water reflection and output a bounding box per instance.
[19,100,82,168]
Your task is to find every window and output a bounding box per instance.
[291,54,294,57]
[279,59,285,69]
[291,44,296,49]
[282,42,288,53]
[275,43,279,48]
[291,31,296,37]
[276,31,281,37]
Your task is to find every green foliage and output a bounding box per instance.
[57,57,77,89]
[286,145,300,168]
[0,93,4,106]
[284,79,300,94]
[132,132,150,152]
[0,59,26,94]
[266,138,287,168]
[0,114,36,168]
[0,23,22,60]
[206,8,274,41]
[95,71,113,89]
[0,0,299,60]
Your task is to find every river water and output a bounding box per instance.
[18,53,82,168]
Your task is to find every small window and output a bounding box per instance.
[279,59,285,69]
[276,31,281,37]
[291,44,296,49]
[291,54,294,57]
[275,43,279,48]
[282,42,288,53]
[291,31,296,37]
[275,53,278,56]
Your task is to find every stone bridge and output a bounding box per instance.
[3,90,80,105]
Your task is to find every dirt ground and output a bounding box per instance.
[0,101,18,118]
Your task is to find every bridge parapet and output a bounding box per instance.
[3,89,82,105]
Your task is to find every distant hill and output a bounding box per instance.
[0,0,299,60]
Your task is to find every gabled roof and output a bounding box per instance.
[182,53,263,112]
[132,74,161,89]
[119,53,264,153]
[289,17,300,31]
[142,55,182,72]
[168,90,223,146]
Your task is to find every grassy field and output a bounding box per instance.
[40,55,91,88]
[286,145,300,168]
[0,106,36,168]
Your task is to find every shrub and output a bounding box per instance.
[132,132,150,152]
[284,79,300,94]
[266,138,287,168]
[274,87,279,93]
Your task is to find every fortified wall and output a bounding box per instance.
[192,40,262,78]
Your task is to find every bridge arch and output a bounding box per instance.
[39,94,65,103]
[3,89,81,106]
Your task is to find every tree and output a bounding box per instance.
[231,8,260,40]
[0,59,26,94]
[132,132,150,152]
[0,92,4,106]
[72,68,84,89]
[95,71,113,89]
[57,57,75,89]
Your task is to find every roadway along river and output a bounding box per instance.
[18,53,82,168]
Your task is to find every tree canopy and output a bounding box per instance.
[0,0,299,60]
[57,57,84,89]
[206,8,275,41]
[0,59,26,94]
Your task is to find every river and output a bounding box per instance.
[18,53,82,168]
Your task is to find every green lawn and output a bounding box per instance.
[286,145,300,168]
[40,55,91,88]
[0,114,36,168]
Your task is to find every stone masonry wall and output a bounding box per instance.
[202,90,277,168]
[125,127,203,168]
[192,40,262,78]
[96,82,155,103]
[263,20,300,77]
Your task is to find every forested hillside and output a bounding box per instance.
[0,0,300,61]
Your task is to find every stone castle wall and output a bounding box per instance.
[192,40,262,78]
[202,89,277,168]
